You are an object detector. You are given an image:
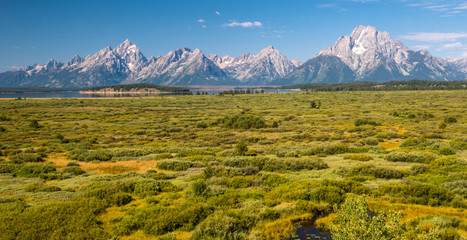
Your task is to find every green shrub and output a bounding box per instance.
[410,165,431,175]
[196,122,208,128]
[321,179,370,194]
[439,147,455,155]
[15,163,57,178]
[112,192,134,206]
[25,184,61,192]
[0,115,11,121]
[67,161,80,167]
[343,154,373,161]
[190,210,254,240]
[0,163,21,174]
[378,183,454,206]
[10,153,43,163]
[68,149,113,162]
[338,164,405,179]
[156,160,204,171]
[62,166,85,175]
[362,137,379,146]
[29,120,42,128]
[444,116,457,123]
[192,179,208,196]
[236,142,248,156]
[331,196,403,240]
[354,118,380,126]
[400,137,425,148]
[309,186,345,204]
[218,114,267,129]
[385,151,437,163]
[0,198,109,239]
[115,203,212,236]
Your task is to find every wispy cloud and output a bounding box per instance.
[197,19,205,23]
[347,0,378,2]
[202,25,207,28]
[413,45,431,50]
[317,4,335,8]
[438,42,465,51]
[215,11,221,15]
[13,46,20,49]
[400,32,467,42]
[223,21,262,28]
[406,1,467,16]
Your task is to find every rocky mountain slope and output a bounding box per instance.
[1,26,466,87]
[279,25,466,84]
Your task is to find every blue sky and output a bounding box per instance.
[1,0,467,73]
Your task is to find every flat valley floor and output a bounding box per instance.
[0,90,466,239]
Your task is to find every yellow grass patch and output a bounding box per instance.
[45,154,158,174]
[378,141,401,149]
[369,200,467,222]
[45,154,70,167]
[79,160,158,174]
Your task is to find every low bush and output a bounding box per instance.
[331,196,403,240]
[385,151,437,163]
[15,163,57,178]
[337,164,406,179]
[221,156,328,172]
[444,116,457,123]
[25,184,61,192]
[309,186,345,204]
[156,160,204,171]
[321,179,370,194]
[114,202,212,236]
[190,210,255,240]
[343,154,373,161]
[410,165,431,175]
[439,147,455,155]
[62,166,86,175]
[217,114,267,129]
[10,153,44,163]
[405,214,461,239]
[68,149,112,162]
[354,118,380,126]
[0,198,110,239]
[66,161,80,167]
[377,183,454,206]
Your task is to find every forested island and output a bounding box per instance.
[80,83,192,95]
[280,79,467,91]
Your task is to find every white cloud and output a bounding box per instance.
[202,25,207,28]
[438,42,464,50]
[215,11,221,15]
[13,46,20,49]
[413,45,431,50]
[400,32,467,42]
[347,0,378,2]
[407,1,467,16]
[461,52,467,57]
[317,4,335,8]
[197,19,205,23]
[454,3,467,10]
[223,21,262,28]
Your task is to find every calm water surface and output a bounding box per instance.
[0,89,299,98]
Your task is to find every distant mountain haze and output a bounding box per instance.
[1,26,466,87]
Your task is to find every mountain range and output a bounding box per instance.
[1,25,466,87]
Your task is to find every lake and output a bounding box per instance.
[0,88,299,98]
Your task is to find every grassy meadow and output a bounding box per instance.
[0,90,466,239]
